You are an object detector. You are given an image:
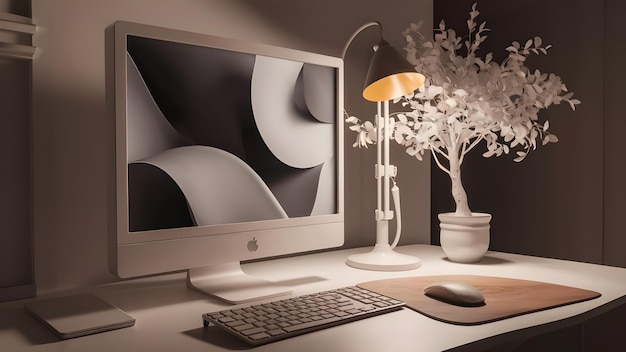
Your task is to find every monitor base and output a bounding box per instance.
[186,262,292,304]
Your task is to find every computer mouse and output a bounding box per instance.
[424,281,485,307]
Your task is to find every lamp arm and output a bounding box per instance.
[341,21,383,59]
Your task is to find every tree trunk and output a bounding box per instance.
[448,148,472,216]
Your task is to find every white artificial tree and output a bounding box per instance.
[346,3,580,217]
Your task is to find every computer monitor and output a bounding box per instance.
[111,21,344,304]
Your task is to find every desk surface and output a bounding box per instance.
[3,245,626,352]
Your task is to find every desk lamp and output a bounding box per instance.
[343,22,425,271]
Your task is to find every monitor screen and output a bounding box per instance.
[111,21,344,303]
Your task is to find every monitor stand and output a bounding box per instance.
[186,262,292,304]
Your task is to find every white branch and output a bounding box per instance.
[458,130,485,165]
[432,148,451,176]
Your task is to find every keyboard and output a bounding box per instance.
[203,286,405,345]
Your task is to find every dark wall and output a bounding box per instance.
[432,0,622,266]
[602,0,626,268]
[0,1,35,301]
[0,0,29,15]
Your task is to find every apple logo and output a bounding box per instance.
[247,237,259,252]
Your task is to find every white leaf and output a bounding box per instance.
[453,89,468,97]
[513,151,526,162]
[394,132,404,144]
[568,99,581,110]
[511,53,526,61]
[427,85,444,97]
[524,39,532,50]
[345,116,359,124]
[467,19,475,31]
[485,52,493,63]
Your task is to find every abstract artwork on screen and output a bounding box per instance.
[124,35,337,232]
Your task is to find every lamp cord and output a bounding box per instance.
[390,178,401,249]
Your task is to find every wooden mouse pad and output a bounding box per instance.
[358,275,600,325]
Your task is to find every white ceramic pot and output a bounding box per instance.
[438,212,492,263]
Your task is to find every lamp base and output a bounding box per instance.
[347,244,421,271]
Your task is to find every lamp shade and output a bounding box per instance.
[362,39,425,102]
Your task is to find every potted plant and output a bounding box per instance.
[346,3,580,262]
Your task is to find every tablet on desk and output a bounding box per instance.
[24,293,135,339]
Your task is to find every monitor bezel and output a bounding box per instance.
[111,21,344,278]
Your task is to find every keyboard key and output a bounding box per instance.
[241,327,265,336]
[248,332,271,341]
[266,329,285,336]
[225,320,246,328]
[232,323,254,332]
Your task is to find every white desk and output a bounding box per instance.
[2,244,626,351]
